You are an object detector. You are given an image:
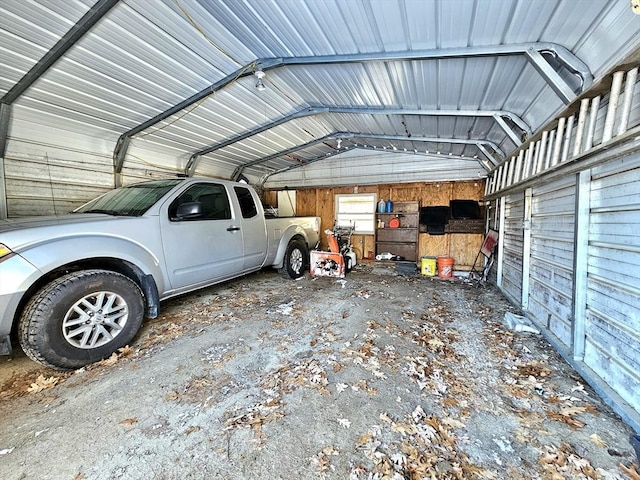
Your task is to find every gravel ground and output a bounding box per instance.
[1,264,638,479]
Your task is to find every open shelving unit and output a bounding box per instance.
[375,201,420,262]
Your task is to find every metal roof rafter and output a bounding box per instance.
[233,131,498,180]
[0,0,119,105]
[0,0,119,219]
[188,106,516,176]
[257,144,484,188]
[113,42,591,186]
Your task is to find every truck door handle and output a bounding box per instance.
[227,226,241,232]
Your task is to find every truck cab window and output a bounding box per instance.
[234,186,258,218]
[169,183,231,221]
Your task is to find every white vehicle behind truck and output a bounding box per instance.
[0,178,320,369]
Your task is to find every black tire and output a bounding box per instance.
[344,255,353,273]
[279,238,308,279]
[18,270,145,370]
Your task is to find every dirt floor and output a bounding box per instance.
[1,264,639,480]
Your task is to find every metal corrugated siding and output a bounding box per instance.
[501,193,524,304]
[486,200,499,285]
[528,176,576,346]
[584,153,640,414]
[1,0,639,208]
[263,149,484,189]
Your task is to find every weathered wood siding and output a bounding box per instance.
[275,180,485,268]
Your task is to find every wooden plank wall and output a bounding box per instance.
[263,180,485,269]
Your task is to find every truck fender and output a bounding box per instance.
[19,236,167,307]
[272,225,310,269]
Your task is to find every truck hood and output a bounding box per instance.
[0,214,146,251]
[0,214,110,231]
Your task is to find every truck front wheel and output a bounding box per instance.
[280,239,308,279]
[18,270,145,370]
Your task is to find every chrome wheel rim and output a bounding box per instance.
[62,291,129,349]
[290,248,304,274]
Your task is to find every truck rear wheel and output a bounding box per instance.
[279,238,308,279]
[18,270,145,370]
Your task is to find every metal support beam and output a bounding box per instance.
[0,103,10,219]
[328,107,531,136]
[476,143,500,166]
[493,113,523,145]
[236,131,499,179]
[0,103,10,160]
[352,144,486,164]
[186,107,327,176]
[572,170,591,361]
[263,145,490,183]
[114,42,588,180]
[521,188,532,309]
[231,132,352,181]
[343,133,503,155]
[525,47,591,105]
[1,0,119,105]
[188,107,508,176]
[497,196,506,287]
[113,135,130,188]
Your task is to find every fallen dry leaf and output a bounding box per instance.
[164,391,180,401]
[441,417,466,429]
[99,352,119,367]
[620,463,640,480]
[118,346,134,357]
[589,433,607,447]
[119,417,138,427]
[560,406,587,416]
[313,445,339,473]
[27,375,59,394]
[379,412,393,423]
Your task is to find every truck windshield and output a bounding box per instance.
[74,179,183,216]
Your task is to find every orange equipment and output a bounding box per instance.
[310,229,346,278]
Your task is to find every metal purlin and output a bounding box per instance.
[486,66,639,197]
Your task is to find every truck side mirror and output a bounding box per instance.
[175,201,203,220]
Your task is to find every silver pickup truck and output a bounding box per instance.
[0,178,320,369]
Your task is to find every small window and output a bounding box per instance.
[335,194,376,234]
[234,186,258,218]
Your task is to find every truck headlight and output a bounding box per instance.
[0,243,14,261]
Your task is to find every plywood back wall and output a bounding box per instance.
[263,180,485,266]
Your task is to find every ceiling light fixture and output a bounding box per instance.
[336,139,342,149]
[254,70,266,91]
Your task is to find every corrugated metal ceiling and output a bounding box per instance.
[1,0,639,188]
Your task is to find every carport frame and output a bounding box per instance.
[222,109,513,180]
[232,131,500,180]
[112,42,592,186]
